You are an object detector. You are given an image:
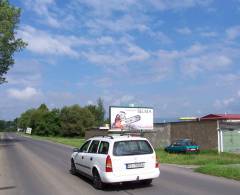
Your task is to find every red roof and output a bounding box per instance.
[201,114,240,120]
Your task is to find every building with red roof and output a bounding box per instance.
[201,114,240,121]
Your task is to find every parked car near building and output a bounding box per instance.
[164,139,200,153]
[70,135,160,189]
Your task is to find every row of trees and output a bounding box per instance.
[17,99,106,137]
[0,119,16,131]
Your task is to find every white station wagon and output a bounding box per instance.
[70,135,160,189]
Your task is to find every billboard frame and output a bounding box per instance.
[109,106,154,131]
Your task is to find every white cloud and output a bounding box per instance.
[97,36,114,45]
[87,100,94,105]
[215,73,240,86]
[181,54,232,76]
[6,59,42,87]
[77,0,212,17]
[82,41,150,66]
[177,27,192,35]
[77,0,138,16]
[18,25,151,66]
[7,87,40,100]
[126,43,150,62]
[155,43,233,77]
[18,26,79,57]
[86,15,148,34]
[24,0,62,28]
[223,98,235,106]
[112,95,136,106]
[226,25,240,40]
[148,0,213,11]
[148,30,172,44]
[214,97,237,109]
[200,31,218,38]
[94,77,113,88]
[25,0,55,14]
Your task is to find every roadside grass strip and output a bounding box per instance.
[156,149,240,181]
[36,136,85,148]
[23,134,85,148]
[156,149,240,165]
[195,164,240,181]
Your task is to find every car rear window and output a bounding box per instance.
[113,140,153,156]
[174,140,195,146]
[98,141,109,154]
[88,140,100,153]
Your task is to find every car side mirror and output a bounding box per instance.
[73,148,80,153]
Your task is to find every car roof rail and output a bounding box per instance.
[119,130,142,137]
[92,135,114,139]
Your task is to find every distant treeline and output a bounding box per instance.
[0,120,16,132]
[7,98,106,137]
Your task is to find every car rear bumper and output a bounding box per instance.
[100,168,160,183]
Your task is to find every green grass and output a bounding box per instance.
[156,149,240,165]
[23,134,85,148]
[156,149,240,181]
[195,164,240,181]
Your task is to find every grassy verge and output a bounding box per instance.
[156,149,240,165]
[195,164,240,181]
[21,133,85,148]
[156,149,240,181]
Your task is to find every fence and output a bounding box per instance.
[219,121,240,153]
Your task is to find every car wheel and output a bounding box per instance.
[141,179,152,185]
[93,169,104,190]
[70,159,77,175]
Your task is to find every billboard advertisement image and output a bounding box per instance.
[110,106,153,130]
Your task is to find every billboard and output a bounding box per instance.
[110,106,153,130]
[26,127,32,134]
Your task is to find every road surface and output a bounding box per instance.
[0,132,240,195]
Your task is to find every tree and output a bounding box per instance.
[86,98,105,126]
[0,120,5,131]
[46,108,61,136]
[38,103,49,112]
[97,98,105,125]
[17,108,36,129]
[29,104,49,135]
[17,104,62,136]
[60,105,95,136]
[16,102,102,137]
[0,119,16,131]
[0,0,27,84]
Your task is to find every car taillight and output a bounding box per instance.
[105,155,113,172]
[155,155,160,168]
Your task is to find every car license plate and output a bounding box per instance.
[190,148,196,151]
[126,162,144,169]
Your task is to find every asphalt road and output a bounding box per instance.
[1,132,240,195]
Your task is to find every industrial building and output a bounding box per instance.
[86,114,240,153]
[148,114,240,152]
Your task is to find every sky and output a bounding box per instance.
[1,0,240,121]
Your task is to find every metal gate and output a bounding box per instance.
[219,121,240,153]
